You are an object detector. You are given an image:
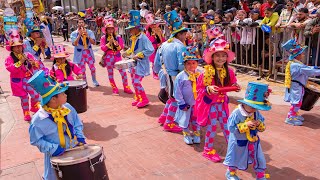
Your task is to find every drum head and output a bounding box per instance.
[65,80,87,87]
[51,145,102,166]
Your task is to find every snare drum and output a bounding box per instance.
[114,59,136,70]
[51,144,109,180]
[65,80,87,113]
[301,82,320,111]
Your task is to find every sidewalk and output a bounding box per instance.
[1,36,320,180]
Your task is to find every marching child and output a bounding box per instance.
[282,38,320,126]
[50,44,83,83]
[195,38,240,162]
[224,82,271,180]
[5,29,41,121]
[28,70,86,180]
[123,10,154,108]
[174,47,201,145]
[100,18,133,95]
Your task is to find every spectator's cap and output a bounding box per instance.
[206,26,223,40]
[27,70,69,106]
[282,38,307,60]
[203,38,235,64]
[125,10,141,30]
[78,11,85,18]
[139,2,147,7]
[238,82,272,111]
[250,9,260,15]
[183,46,200,62]
[164,10,190,38]
[51,44,70,59]
[6,29,24,51]
[207,9,215,16]
[201,13,214,20]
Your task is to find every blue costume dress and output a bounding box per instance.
[223,105,267,172]
[29,103,86,180]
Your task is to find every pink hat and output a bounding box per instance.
[203,38,235,64]
[206,26,223,40]
[51,44,70,59]
[102,18,116,34]
[6,29,24,51]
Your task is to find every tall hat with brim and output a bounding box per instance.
[203,38,235,64]
[102,18,116,34]
[164,10,190,38]
[27,70,69,105]
[51,44,70,59]
[238,82,272,111]
[183,46,201,62]
[206,26,223,40]
[125,10,141,30]
[282,38,307,60]
[6,29,24,51]
[27,25,41,37]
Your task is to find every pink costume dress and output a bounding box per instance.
[50,61,82,83]
[5,52,42,120]
[100,34,132,94]
[195,67,237,161]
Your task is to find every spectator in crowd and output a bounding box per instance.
[252,1,262,12]
[276,0,297,29]
[180,8,190,22]
[62,18,69,42]
[260,0,277,17]
[306,0,320,17]
[214,14,223,25]
[293,0,304,10]
[174,7,181,13]
[304,9,320,66]
[290,8,310,29]
[224,12,234,23]
[260,8,279,33]
[190,6,203,22]
[165,4,172,13]
[139,2,148,18]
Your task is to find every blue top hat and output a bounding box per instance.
[282,38,307,60]
[164,10,189,38]
[27,70,69,106]
[183,46,200,62]
[125,10,141,30]
[261,24,271,33]
[238,82,272,111]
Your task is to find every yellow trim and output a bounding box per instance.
[172,27,186,35]
[244,99,265,105]
[42,84,59,98]
[33,45,40,52]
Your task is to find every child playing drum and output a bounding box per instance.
[122,10,154,108]
[50,44,83,83]
[282,38,320,126]
[28,70,86,180]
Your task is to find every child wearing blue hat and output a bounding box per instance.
[122,10,154,108]
[174,47,202,145]
[28,70,86,180]
[282,38,320,126]
[224,82,271,180]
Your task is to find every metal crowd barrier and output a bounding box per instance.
[55,18,320,82]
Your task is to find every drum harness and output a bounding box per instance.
[288,79,305,93]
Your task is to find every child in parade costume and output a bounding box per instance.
[282,39,320,126]
[145,12,165,80]
[70,18,100,87]
[28,70,86,180]
[224,82,271,180]
[174,47,201,145]
[122,10,154,108]
[5,29,41,121]
[154,10,189,132]
[49,44,83,83]
[195,38,240,162]
[205,26,224,49]
[24,26,48,61]
[100,18,133,95]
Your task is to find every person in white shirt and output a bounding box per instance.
[139,2,148,18]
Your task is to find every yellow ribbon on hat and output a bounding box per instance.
[58,63,67,79]
[43,105,72,148]
[185,69,200,99]
[203,65,227,86]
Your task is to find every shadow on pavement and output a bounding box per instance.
[301,113,320,129]
[266,165,318,180]
[83,122,119,141]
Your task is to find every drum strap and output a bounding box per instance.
[289,80,305,93]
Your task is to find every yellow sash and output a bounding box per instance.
[126,32,141,55]
[185,70,200,99]
[58,63,67,79]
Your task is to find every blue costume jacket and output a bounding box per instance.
[70,29,96,64]
[223,105,266,171]
[24,38,42,60]
[284,61,320,104]
[29,103,85,180]
[154,38,186,77]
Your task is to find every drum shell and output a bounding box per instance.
[301,87,320,111]
[52,152,109,180]
[65,83,87,113]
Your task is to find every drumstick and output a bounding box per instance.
[65,144,89,152]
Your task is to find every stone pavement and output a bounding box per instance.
[1,36,320,180]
